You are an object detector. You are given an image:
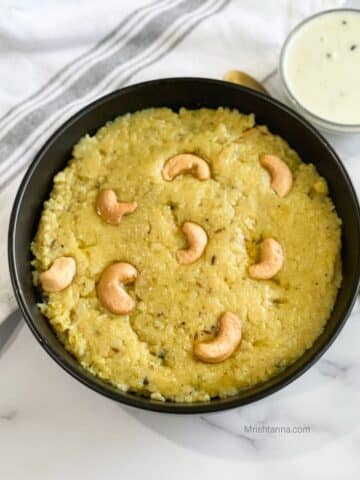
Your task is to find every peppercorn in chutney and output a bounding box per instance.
[31,107,342,402]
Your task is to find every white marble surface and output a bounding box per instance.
[2,7,360,480]
[1,72,360,480]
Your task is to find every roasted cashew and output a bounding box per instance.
[162,154,210,181]
[248,238,284,280]
[97,262,137,315]
[177,222,208,265]
[194,312,242,363]
[96,189,137,225]
[260,154,293,197]
[39,256,76,293]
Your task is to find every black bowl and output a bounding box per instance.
[8,78,360,413]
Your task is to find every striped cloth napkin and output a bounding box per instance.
[0,0,344,338]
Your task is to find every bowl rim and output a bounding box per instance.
[279,8,360,132]
[8,77,360,413]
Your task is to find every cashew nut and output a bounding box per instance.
[194,312,242,363]
[162,154,210,181]
[96,189,137,225]
[177,222,208,265]
[260,154,293,197]
[39,256,76,293]
[248,238,284,280]
[97,262,137,315]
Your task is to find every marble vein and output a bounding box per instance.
[200,415,259,452]
[0,410,17,421]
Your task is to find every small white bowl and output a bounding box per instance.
[280,9,360,134]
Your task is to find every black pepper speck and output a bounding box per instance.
[157,349,166,359]
[350,44,357,51]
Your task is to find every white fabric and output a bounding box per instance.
[0,0,345,324]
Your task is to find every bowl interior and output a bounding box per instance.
[8,78,360,413]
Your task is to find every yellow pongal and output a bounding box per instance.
[31,107,342,402]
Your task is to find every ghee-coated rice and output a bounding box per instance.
[32,107,342,402]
